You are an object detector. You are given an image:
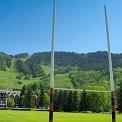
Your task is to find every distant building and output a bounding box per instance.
[8,89,21,98]
[0,89,21,108]
[0,89,42,108]
[0,90,7,108]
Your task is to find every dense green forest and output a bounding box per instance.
[0,51,122,112]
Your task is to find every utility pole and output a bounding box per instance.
[49,0,56,122]
[104,5,116,122]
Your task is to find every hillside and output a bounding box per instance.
[0,51,122,90]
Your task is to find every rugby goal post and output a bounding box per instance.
[49,1,116,122]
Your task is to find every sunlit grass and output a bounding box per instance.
[0,110,121,122]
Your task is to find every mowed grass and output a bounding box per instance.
[0,110,121,122]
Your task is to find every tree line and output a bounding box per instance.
[8,82,122,113]
[54,90,111,113]
[25,51,122,71]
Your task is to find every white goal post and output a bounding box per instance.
[49,0,116,122]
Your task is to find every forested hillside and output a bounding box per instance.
[1,51,122,112]
[0,51,122,90]
[26,51,122,70]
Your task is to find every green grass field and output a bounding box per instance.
[0,110,121,122]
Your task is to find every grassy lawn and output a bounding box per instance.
[0,110,121,122]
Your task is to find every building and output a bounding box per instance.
[8,89,21,107]
[0,89,21,108]
[0,90,7,108]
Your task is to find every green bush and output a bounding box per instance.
[7,97,15,108]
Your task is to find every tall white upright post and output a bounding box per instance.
[104,5,116,122]
[49,0,56,122]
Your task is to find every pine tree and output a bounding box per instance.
[56,90,63,111]
[118,81,122,113]
[67,91,73,112]
[72,91,79,112]
[39,84,45,108]
[20,85,26,96]
[62,91,69,112]
[54,90,58,111]
[79,90,90,112]
[19,85,26,107]
[26,90,32,109]
[89,92,102,113]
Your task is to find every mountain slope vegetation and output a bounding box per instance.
[0,51,122,90]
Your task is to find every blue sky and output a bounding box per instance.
[0,0,121,55]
